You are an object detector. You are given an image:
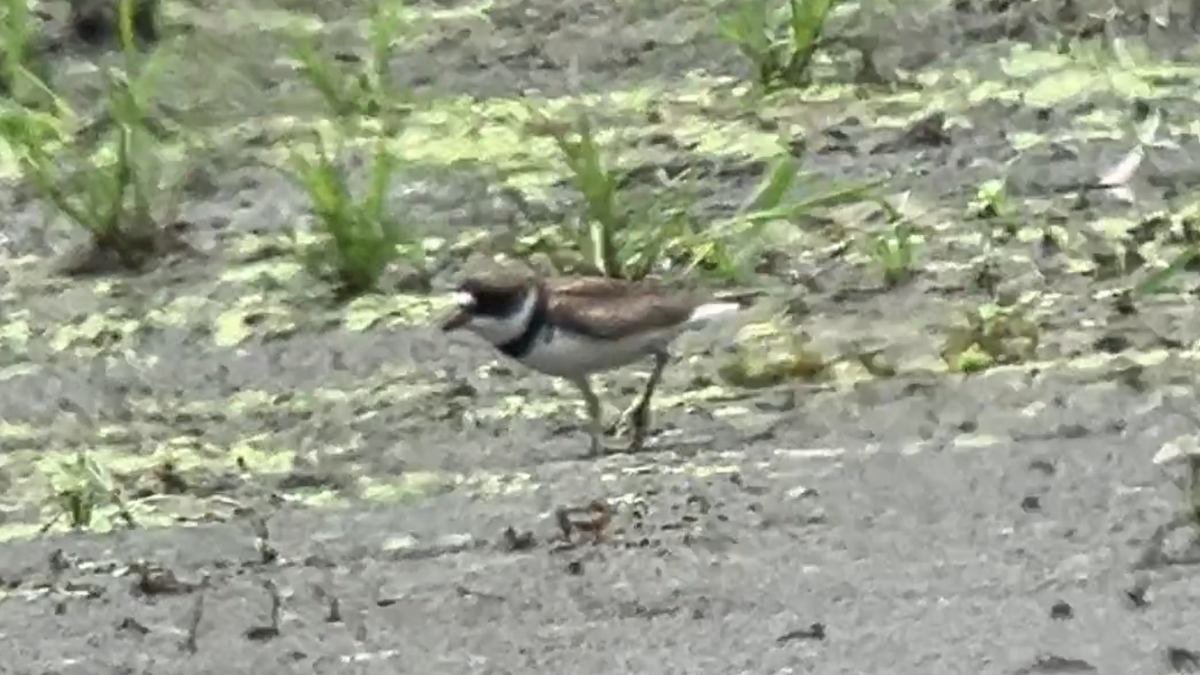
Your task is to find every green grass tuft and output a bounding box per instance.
[719,0,843,91]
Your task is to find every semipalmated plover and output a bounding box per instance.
[441,270,744,456]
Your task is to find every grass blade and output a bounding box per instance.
[1135,247,1199,298]
[784,0,837,81]
[289,38,349,117]
[364,140,397,227]
[738,155,797,214]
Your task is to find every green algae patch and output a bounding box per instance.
[0,310,34,352]
[0,432,303,543]
[605,459,742,480]
[654,384,757,411]
[219,258,306,287]
[719,318,833,389]
[244,78,843,198]
[121,371,443,444]
[999,43,1196,108]
[18,437,295,491]
[281,488,344,508]
[145,295,219,329]
[8,497,238,543]
[48,310,142,357]
[456,470,536,498]
[397,0,494,22]
[227,435,299,474]
[471,393,574,424]
[671,113,782,159]
[343,293,454,332]
[361,471,451,503]
[213,293,301,348]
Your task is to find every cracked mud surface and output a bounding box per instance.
[3,0,1200,672]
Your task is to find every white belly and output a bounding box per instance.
[518,325,680,378]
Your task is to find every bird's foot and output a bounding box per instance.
[584,427,655,458]
[607,401,651,440]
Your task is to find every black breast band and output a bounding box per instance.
[497,290,548,359]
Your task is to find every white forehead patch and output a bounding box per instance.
[451,291,476,307]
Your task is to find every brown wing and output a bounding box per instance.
[547,279,704,340]
[544,276,648,298]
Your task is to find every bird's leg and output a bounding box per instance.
[570,377,608,458]
[616,350,670,451]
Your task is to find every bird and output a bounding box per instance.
[440,269,745,457]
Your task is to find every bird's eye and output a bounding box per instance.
[473,292,511,316]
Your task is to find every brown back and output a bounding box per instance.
[544,277,707,340]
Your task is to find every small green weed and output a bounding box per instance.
[282,0,424,298]
[941,293,1041,374]
[718,0,842,91]
[0,0,52,99]
[522,109,653,279]
[718,329,830,388]
[967,178,1012,220]
[522,105,875,283]
[287,0,412,124]
[1126,198,1200,303]
[41,451,136,533]
[0,0,190,275]
[865,221,920,288]
[281,129,421,298]
[864,196,922,287]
